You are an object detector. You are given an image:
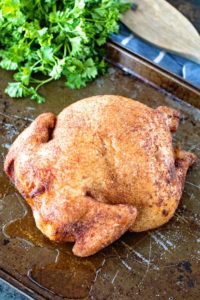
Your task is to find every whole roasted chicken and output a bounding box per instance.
[4,96,197,257]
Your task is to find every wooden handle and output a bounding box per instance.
[121,0,200,64]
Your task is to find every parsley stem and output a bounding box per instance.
[35,77,53,91]
[84,18,106,23]
[63,43,67,57]
[32,60,41,70]
[30,78,43,83]
[54,44,63,53]
[66,43,70,55]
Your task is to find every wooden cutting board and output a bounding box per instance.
[121,0,200,64]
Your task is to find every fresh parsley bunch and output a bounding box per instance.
[0,0,130,103]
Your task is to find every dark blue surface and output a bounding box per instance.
[110,22,200,88]
[0,279,29,300]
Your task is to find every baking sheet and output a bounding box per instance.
[0,59,200,299]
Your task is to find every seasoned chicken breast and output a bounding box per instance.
[4,95,197,257]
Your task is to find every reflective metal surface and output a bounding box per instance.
[0,61,200,299]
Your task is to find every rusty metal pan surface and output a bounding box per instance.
[0,43,200,299]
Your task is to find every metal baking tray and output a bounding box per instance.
[0,44,200,300]
[0,2,200,298]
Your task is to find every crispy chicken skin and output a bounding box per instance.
[4,96,197,257]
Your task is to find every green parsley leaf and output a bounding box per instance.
[30,92,45,104]
[0,0,130,103]
[0,57,18,70]
[5,82,32,98]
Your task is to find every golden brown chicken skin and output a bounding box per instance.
[4,95,197,257]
